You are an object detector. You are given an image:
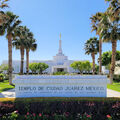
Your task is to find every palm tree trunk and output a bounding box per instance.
[110,41,117,84]
[26,48,29,74]
[99,38,102,75]
[92,52,95,75]
[20,46,24,75]
[8,34,12,85]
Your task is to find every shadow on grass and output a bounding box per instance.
[0,88,14,93]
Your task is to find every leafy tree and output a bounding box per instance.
[37,63,49,74]
[101,51,120,75]
[0,11,21,85]
[0,64,14,73]
[0,64,8,73]
[71,61,91,74]
[85,37,99,75]
[83,61,91,74]
[102,51,112,66]
[29,63,38,74]
[29,63,49,74]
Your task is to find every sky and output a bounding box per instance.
[0,0,120,64]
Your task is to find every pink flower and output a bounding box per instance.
[65,112,69,117]
[25,115,27,118]
[16,110,18,113]
[87,115,91,118]
[27,112,29,115]
[33,113,36,117]
[107,115,111,118]
[14,110,18,113]
[39,113,42,117]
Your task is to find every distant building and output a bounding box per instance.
[2,34,79,74]
[114,61,120,75]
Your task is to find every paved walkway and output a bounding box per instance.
[0,89,15,98]
[0,89,120,98]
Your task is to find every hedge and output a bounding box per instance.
[0,98,120,120]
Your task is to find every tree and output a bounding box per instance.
[85,37,99,75]
[0,64,14,73]
[83,61,91,74]
[70,61,91,74]
[29,63,38,74]
[100,13,120,83]
[102,51,120,66]
[0,0,9,25]
[29,63,48,74]
[37,63,49,74]
[90,12,104,75]
[0,0,9,8]
[0,11,21,85]
[25,32,37,74]
[13,26,28,75]
[0,64,8,73]
[105,0,120,22]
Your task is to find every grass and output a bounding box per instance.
[0,80,14,93]
[107,82,120,92]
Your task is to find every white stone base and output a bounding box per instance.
[13,75,107,98]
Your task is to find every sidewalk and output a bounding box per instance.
[0,89,120,98]
[0,89,15,98]
[107,89,120,97]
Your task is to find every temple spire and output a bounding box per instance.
[58,33,63,54]
[60,33,61,40]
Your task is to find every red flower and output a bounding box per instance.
[27,112,29,115]
[87,115,91,118]
[107,115,111,118]
[33,113,36,117]
[39,113,42,117]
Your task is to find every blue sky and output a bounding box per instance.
[0,0,120,64]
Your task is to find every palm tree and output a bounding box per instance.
[25,34,37,74]
[100,14,120,84]
[0,11,21,85]
[85,37,99,75]
[105,0,120,22]
[98,0,120,84]
[13,26,27,75]
[0,0,9,8]
[0,0,9,25]
[90,12,105,75]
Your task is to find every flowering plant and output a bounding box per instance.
[107,115,112,120]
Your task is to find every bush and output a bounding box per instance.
[0,73,4,82]
[53,72,67,75]
[113,75,120,82]
[0,98,120,120]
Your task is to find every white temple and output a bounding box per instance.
[2,34,78,74]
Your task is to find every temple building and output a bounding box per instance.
[2,34,78,74]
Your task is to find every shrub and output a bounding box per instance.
[53,71,67,75]
[0,98,120,120]
[113,75,120,82]
[0,73,4,82]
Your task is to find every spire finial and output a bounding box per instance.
[60,33,61,40]
[58,33,63,55]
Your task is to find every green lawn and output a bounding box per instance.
[0,80,14,93]
[107,82,120,92]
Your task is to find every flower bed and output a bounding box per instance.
[0,98,120,120]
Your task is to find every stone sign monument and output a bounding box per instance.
[13,75,108,98]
